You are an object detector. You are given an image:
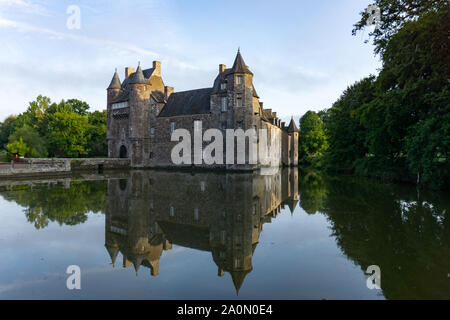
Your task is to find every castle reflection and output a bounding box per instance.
[104,168,298,293]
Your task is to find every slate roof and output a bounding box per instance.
[111,66,158,103]
[129,64,146,84]
[231,49,253,75]
[158,88,212,117]
[151,91,166,103]
[107,70,122,90]
[287,118,299,133]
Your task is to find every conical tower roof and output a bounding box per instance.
[129,62,147,84]
[231,48,253,75]
[287,117,299,133]
[230,269,252,295]
[107,69,122,89]
[105,243,119,266]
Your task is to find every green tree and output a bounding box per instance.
[352,0,447,55]
[6,138,29,157]
[298,111,328,166]
[0,115,19,150]
[46,112,89,157]
[86,110,107,157]
[324,76,376,173]
[8,125,48,158]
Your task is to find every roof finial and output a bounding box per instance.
[238,47,240,53]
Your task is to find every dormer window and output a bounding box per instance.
[236,76,243,85]
[220,83,226,90]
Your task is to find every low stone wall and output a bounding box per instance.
[0,158,130,178]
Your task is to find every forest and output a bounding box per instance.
[298,0,449,189]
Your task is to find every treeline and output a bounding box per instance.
[0,95,107,160]
[298,0,449,189]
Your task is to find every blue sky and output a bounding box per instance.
[0,0,380,122]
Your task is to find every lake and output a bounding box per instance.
[0,169,448,299]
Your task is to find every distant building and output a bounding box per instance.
[106,50,298,169]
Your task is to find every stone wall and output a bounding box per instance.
[0,158,130,178]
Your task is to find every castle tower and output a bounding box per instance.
[106,69,122,157]
[287,117,299,166]
[128,63,151,167]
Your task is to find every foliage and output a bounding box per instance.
[86,110,108,157]
[46,112,89,157]
[352,0,447,55]
[323,76,376,173]
[0,95,108,158]
[8,125,48,158]
[298,111,328,167]
[6,138,29,157]
[315,3,450,189]
[0,116,19,150]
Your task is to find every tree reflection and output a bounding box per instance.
[299,175,450,299]
[0,180,106,229]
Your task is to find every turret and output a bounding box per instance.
[107,68,122,103]
[287,117,299,166]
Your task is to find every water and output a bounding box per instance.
[0,169,448,300]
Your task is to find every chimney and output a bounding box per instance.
[219,64,226,73]
[125,67,135,79]
[259,102,264,109]
[165,86,174,99]
[153,61,161,77]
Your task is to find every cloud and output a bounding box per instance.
[0,0,48,16]
[0,17,160,57]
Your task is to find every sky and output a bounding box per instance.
[0,0,381,123]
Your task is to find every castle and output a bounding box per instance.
[106,50,298,169]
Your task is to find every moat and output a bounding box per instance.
[0,169,448,299]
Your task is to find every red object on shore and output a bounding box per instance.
[11,154,19,163]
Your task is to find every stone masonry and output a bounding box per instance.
[107,50,299,169]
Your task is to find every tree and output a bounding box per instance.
[6,138,29,157]
[298,111,328,166]
[46,112,89,157]
[0,115,19,150]
[86,110,107,157]
[8,125,48,158]
[324,76,376,173]
[352,0,447,55]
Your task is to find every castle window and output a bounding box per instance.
[236,76,243,85]
[236,98,242,108]
[112,101,128,110]
[235,258,243,268]
[170,122,176,133]
[221,97,227,112]
[149,151,153,159]
[150,127,155,136]
[170,206,175,217]
[194,208,199,221]
[220,231,226,244]
[221,83,227,90]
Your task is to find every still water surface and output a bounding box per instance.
[0,169,448,299]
